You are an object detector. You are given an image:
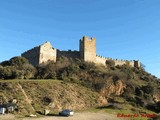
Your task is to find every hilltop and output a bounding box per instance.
[0,56,160,119]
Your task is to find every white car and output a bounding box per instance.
[59,109,74,116]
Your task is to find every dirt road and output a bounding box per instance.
[0,112,123,120]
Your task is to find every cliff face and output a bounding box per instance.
[100,78,126,98]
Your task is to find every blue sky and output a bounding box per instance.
[0,0,160,78]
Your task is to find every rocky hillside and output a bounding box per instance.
[0,80,107,115]
[0,56,160,116]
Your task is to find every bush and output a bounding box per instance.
[80,62,96,71]
[9,56,29,66]
[0,66,15,79]
[105,59,115,67]
[141,84,155,94]
[0,57,36,79]
[36,61,56,79]
[42,96,52,105]
[22,64,37,79]
[135,87,144,97]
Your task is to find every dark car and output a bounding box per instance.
[59,109,74,116]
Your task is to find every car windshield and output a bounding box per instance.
[64,110,70,112]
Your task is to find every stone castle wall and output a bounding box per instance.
[96,55,127,66]
[114,59,127,66]
[21,36,141,68]
[21,46,40,66]
[57,50,80,59]
[96,55,140,67]
[22,42,56,66]
[80,36,96,62]
[39,42,57,65]
[96,55,109,65]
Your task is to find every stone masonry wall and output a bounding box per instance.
[21,46,40,66]
[80,36,96,62]
[57,50,80,60]
[21,36,141,68]
[96,55,127,66]
[96,55,109,65]
[114,59,126,66]
[39,41,57,64]
[22,41,56,66]
[96,55,140,67]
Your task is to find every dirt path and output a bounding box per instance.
[23,113,118,120]
[0,112,124,120]
[0,114,15,120]
[17,83,35,111]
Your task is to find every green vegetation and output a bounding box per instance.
[0,57,36,79]
[0,80,100,116]
[0,56,160,116]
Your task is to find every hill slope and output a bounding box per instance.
[0,80,106,115]
[0,56,160,116]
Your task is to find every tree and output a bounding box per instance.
[9,56,29,67]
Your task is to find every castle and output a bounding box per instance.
[21,36,141,68]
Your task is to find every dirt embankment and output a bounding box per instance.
[0,80,107,115]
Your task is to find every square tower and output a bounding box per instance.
[80,36,96,62]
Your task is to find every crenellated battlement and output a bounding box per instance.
[21,36,141,68]
[80,36,96,62]
[80,36,96,42]
[96,54,140,67]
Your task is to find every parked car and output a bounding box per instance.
[59,109,74,116]
[0,104,6,115]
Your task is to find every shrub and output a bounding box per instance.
[36,61,56,79]
[22,64,37,79]
[105,59,115,67]
[135,87,144,97]
[42,96,52,105]
[141,84,155,94]
[0,66,14,79]
[9,56,29,67]
[0,57,36,79]
[80,62,96,71]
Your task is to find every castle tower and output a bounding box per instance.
[39,41,57,64]
[134,60,141,68]
[21,41,57,66]
[79,36,96,62]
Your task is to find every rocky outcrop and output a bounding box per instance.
[100,78,126,98]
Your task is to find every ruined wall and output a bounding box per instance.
[96,55,127,66]
[21,46,40,66]
[134,60,141,68]
[39,41,57,64]
[96,55,109,65]
[57,50,80,60]
[114,59,126,66]
[22,41,56,66]
[129,61,134,67]
[96,55,140,68]
[80,36,96,62]
[21,36,141,68]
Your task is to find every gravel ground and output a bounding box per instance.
[0,112,123,120]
